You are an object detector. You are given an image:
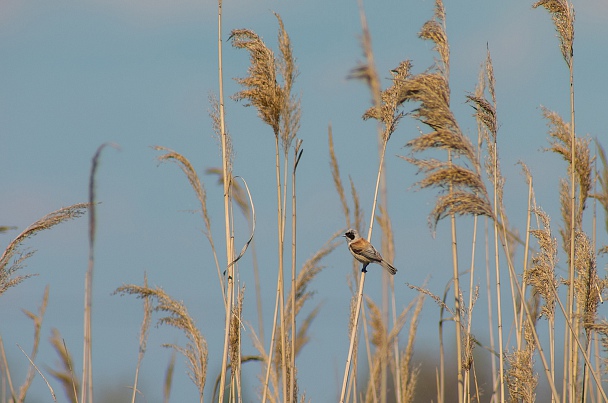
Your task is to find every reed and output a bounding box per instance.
[5,1,608,402]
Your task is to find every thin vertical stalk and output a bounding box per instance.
[378,130,390,403]
[262,134,284,403]
[340,139,389,403]
[290,142,302,402]
[340,270,367,403]
[362,303,378,403]
[450,210,463,403]
[280,152,288,402]
[464,215,478,402]
[340,3,386,400]
[484,218,497,403]
[492,141,505,403]
[447,151,464,403]
[82,145,110,403]
[217,0,235,400]
[517,174,534,351]
[566,51,576,403]
[391,277,401,403]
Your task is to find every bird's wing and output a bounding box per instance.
[351,241,382,262]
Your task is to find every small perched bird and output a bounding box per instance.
[343,229,397,275]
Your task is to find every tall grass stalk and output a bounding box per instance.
[82,143,116,403]
[131,274,152,403]
[339,2,391,401]
[230,14,300,401]
[532,1,576,400]
[216,0,237,400]
[290,140,303,402]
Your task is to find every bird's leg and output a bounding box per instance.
[361,264,368,273]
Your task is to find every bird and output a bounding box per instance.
[343,229,397,275]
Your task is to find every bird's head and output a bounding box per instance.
[344,229,359,241]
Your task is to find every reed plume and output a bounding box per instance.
[0,203,88,295]
[505,321,538,403]
[114,284,208,402]
[532,0,574,66]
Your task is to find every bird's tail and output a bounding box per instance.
[380,260,397,275]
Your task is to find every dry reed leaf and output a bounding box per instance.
[163,349,176,403]
[48,329,79,403]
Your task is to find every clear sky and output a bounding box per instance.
[1,0,608,401]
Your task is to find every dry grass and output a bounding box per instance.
[532,0,574,66]
[5,1,608,403]
[525,208,558,321]
[114,284,208,402]
[0,203,88,296]
[505,321,538,402]
[48,328,79,403]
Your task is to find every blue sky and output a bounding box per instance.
[1,0,608,401]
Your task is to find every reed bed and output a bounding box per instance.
[2,0,608,402]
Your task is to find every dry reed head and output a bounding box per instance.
[348,1,382,114]
[467,49,497,146]
[542,107,592,212]
[505,321,538,402]
[231,14,300,149]
[460,286,479,373]
[419,0,449,74]
[284,230,342,352]
[558,179,573,255]
[399,292,425,403]
[363,292,425,402]
[230,28,281,135]
[402,155,494,230]
[154,147,214,238]
[362,60,412,141]
[429,191,494,230]
[525,208,558,320]
[533,0,574,66]
[0,203,88,295]
[275,13,300,153]
[592,140,608,235]
[572,232,602,331]
[114,284,208,398]
[395,3,500,232]
[363,296,386,402]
